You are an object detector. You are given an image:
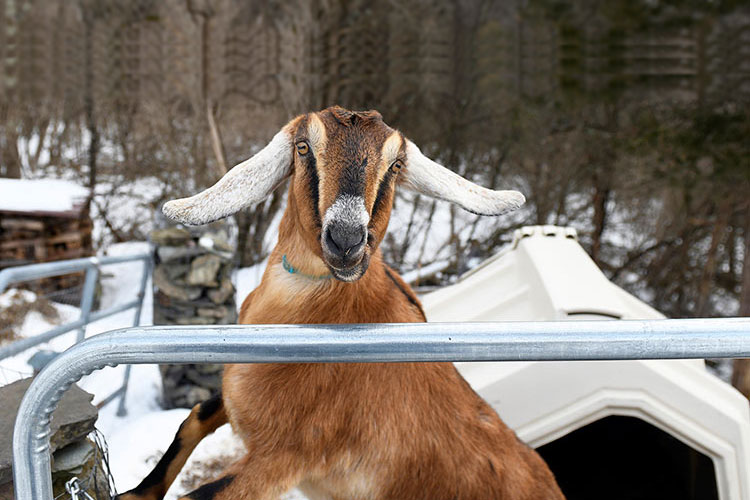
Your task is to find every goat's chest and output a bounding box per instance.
[241,271,413,324]
[223,363,414,450]
[223,363,407,498]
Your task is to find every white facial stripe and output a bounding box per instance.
[323,194,370,229]
[307,114,327,215]
[378,132,402,181]
[308,113,327,154]
[382,132,402,165]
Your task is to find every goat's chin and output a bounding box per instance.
[327,254,370,282]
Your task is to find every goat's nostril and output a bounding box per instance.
[326,227,366,258]
[344,234,366,255]
[325,229,341,253]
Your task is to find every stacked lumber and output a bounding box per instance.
[0,213,93,268]
[0,179,93,301]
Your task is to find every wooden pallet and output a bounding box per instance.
[0,209,93,302]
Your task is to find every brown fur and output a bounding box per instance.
[121,106,564,500]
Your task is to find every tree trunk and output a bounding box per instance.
[591,172,611,265]
[84,9,98,199]
[731,208,750,398]
[695,201,731,316]
[0,127,22,178]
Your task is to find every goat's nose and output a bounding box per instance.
[325,226,366,258]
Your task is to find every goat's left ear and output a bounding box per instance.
[163,129,293,225]
[402,141,525,216]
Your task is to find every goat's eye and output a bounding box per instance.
[296,142,309,155]
[391,160,403,173]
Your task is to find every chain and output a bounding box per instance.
[64,477,96,500]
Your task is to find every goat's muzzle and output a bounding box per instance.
[321,194,371,281]
[322,223,368,281]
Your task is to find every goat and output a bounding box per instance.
[117,106,564,500]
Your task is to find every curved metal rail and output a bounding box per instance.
[13,317,750,499]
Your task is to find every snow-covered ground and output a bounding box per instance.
[0,242,308,499]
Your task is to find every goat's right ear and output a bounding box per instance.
[402,140,525,216]
[163,129,293,225]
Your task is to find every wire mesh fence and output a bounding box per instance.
[0,253,151,418]
[0,276,87,385]
[53,430,116,500]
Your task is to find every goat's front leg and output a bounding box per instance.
[177,452,305,500]
[117,393,227,500]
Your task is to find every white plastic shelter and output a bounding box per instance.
[421,225,750,500]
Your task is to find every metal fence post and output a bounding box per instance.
[76,261,100,343]
[116,251,152,416]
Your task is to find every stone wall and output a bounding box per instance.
[0,379,108,500]
[150,226,236,409]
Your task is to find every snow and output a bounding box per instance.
[0,178,90,213]
[1,241,311,498]
[400,259,451,284]
[233,258,268,312]
[90,176,168,249]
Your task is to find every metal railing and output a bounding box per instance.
[12,317,750,499]
[0,253,152,415]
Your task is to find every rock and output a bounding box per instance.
[185,367,223,390]
[0,481,12,499]
[153,226,236,412]
[163,383,212,409]
[51,439,109,500]
[197,306,228,319]
[157,301,196,316]
[186,255,223,287]
[198,231,234,253]
[183,387,212,408]
[164,263,190,281]
[150,227,192,246]
[194,363,224,375]
[176,316,216,325]
[153,266,202,301]
[0,378,97,486]
[162,306,197,321]
[51,439,94,474]
[207,277,235,304]
[157,246,205,263]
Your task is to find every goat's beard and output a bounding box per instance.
[328,252,370,282]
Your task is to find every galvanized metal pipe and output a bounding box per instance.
[13,317,750,499]
[0,298,143,360]
[0,254,149,293]
[116,256,152,416]
[76,265,100,342]
[0,254,151,361]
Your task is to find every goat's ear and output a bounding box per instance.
[402,140,525,216]
[163,129,293,225]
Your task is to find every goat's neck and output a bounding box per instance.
[274,208,331,278]
[270,207,387,288]
[246,208,402,325]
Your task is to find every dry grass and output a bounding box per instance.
[0,290,60,344]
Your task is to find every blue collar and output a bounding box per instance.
[282,255,333,280]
